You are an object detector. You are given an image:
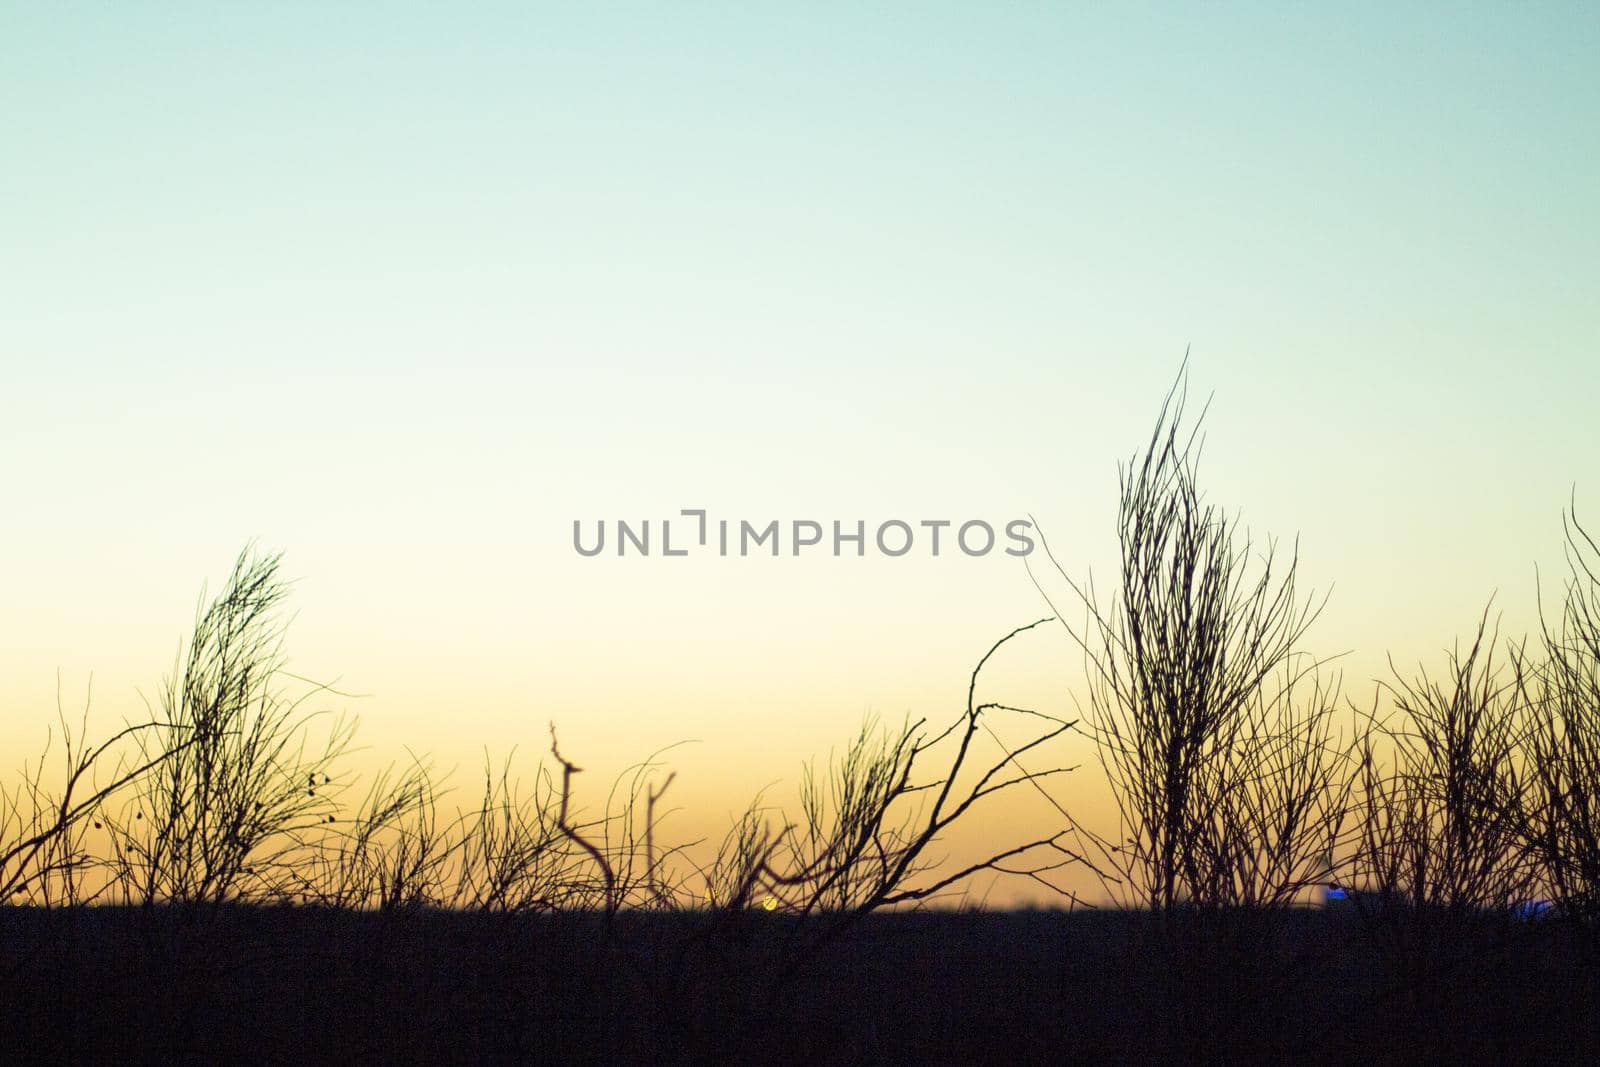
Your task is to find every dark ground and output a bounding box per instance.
[2,905,1598,1065]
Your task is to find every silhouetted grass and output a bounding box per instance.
[7,376,1600,1064]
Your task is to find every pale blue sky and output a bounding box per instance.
[2,5,1597,856]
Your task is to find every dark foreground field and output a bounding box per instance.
[3,906,1599,1065]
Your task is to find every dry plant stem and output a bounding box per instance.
[1,696,193,904]
[1351,605,1537,920]
[1524,504,1600,927]
[1031,365,1353,922]
[706,618,1086,991]
[785,617,1079,915]
[549,724,618,921]
[111,548,353,908]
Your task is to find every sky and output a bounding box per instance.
[3,3,1597,904]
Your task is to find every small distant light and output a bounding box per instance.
[1514,899,1553,920]
[1326,885,1348,901]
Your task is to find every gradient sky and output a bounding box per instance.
[3,4,1597,903]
